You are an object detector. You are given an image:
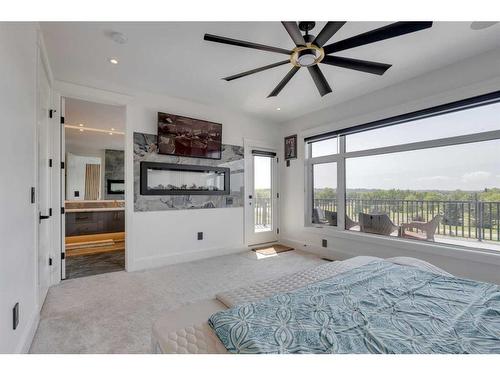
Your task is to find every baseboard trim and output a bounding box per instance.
[279,237,354,261]
[16,310,40,353]
[130,245,247,272]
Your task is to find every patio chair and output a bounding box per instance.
[345,215,359,230]
[312,208,328,225]
[325,210,337,226]
[312,208,337,226]
[401,215,443,241]
[359,213,399,236]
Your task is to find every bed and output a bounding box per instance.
[152,255,500,354]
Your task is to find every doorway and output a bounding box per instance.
[245,148,279,246]
[61,97,126,279]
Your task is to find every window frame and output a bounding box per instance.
[304,90,500,252]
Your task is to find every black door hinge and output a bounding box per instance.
[60,116,65,124]
[49,159,53,167]
[277,193,280,198]
[49,109,54,118]
[49,208,52,216]
[61,252,65,260]
[61,207,65,214]
[49,257,53,266]
[277,228,280,234]
[276,157,279,163]
[31,187,36,204]
[61,161,65,169]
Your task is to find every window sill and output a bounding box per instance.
[303,225,500,267]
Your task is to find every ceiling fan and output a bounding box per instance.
[204,21,432,98]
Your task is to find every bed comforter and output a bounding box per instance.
[209,260,500,354]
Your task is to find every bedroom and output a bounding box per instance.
[1,0,499,372]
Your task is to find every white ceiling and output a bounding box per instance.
[41,22,500,123]
[65,98,125,152]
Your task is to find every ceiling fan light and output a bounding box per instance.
[297,50,317,67]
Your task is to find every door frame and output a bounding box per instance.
[244,138,280,246]
[52,83,131,280]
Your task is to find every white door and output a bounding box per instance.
[60,97,66,279]
[37,54,52,307]
[245,149,278,245]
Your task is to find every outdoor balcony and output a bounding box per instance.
[312,198,500,252]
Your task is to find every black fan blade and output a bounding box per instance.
[204,34,291,55]
[223,60,290,81]
[323,22,432,54]
[267,66,300,97]
[313,21,346,47]
[308,65,332,97]
[322,55,391,75]
[282,21,306,46]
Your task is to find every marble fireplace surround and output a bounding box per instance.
[134,132,244,212]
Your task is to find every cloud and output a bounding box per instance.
[417,176,451,183]
[461,171,492,183]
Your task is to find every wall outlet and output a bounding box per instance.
[74,191,80,197]
[197,232,203,240]
[225,197,233,205]
[322,239,327,248]
[13,302,19,330]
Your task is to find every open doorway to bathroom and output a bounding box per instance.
[62,97,126,279]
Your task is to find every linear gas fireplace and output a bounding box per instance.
[140,161,230,195]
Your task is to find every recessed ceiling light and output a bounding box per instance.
[79,123,84,127]
[111,128,115,131]
[276,107,281,111]
[109,132,113,135]
[79,128,84,132]
[109,58,119,65]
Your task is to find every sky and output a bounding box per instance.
[312,101,500,191]
[254,155,272,190]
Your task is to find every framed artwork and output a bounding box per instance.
[284,134,297,160]
[157,112,222,159]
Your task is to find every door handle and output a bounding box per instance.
[39,212,50,223]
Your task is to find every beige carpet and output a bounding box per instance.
[30,249,327,353]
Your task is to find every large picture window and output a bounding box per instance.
[305,91,500,253]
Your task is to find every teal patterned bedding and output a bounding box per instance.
[208,260,500,353]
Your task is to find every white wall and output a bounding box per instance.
[125,92,280,270]
[279,47,500,284]
[0,23,40,353]
[65,152,102,200]
[54,81,281,271]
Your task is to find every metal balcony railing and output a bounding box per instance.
[313,198,500,242]
[254,197,272,227]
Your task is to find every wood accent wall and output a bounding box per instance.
[84,164,101,200]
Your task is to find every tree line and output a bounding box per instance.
[313,187,500,202]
